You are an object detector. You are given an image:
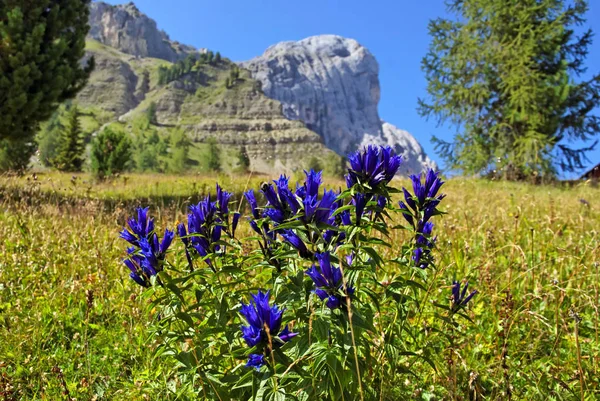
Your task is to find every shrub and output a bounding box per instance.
[118,145,478,399]
[90,127,131,179]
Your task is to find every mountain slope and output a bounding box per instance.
[74,37,338,173]
[242,35,436,173]
[69,3,433,175]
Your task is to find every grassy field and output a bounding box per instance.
[0,172,598,400]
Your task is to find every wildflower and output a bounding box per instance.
[281,229,311,258]
[119,207,154,247]
[120,207,174,287]
[451,281,478,313]
[346,145,402,188]
[215,184,240,237]
[306,252,354,309]
[124,253,150,287]
[178,196,222,268]
[251,170,342,255]
[246,354,266,370]
[404,169,446,214]
[400,169,445,269]
[244,189,262,235]
[240,290,298,369]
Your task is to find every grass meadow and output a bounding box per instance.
[0,172,598,400]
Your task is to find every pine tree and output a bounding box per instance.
[419,0,600,178]
[54,105,85,171]
[36,108,65,167]
[146,102,157,125]
[168,129,190,174]
[215,52,222,63]
[0,0,93,167]
[91,127,132,179]
[237,145,250,172]
[207,137,221,172]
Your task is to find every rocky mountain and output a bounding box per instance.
[88,2,196,62]
[74,2,339,174]
[75,2,433,175]
[242,35,436,173]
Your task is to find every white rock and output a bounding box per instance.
[242,35,436,174]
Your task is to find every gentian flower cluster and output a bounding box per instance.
[120,207,174,287]
[345,146,402,222]
[451,281,478,313]
[245,170,345,257]
[346,145,402,188]
[178,184,238,270]
[240,290,298,370]
[306,252,354,309]
[399,169,445,269]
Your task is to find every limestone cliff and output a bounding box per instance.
[88,2,196,62]
[242,35,436,173]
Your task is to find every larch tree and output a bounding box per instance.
[419,0,600,179]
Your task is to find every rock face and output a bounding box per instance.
[380,122,437,175]
[88,2,195,62]
[242,35,436,174]
[76,51,140,115]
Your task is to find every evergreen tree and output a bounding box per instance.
[168,129,190,174]
[0,137,35,171]
[158,66,167,85]
[131,115,166,172]
[307,156,323,172]
[419,0,600,178]
[146,102,157,125]
[237,145,250,172]
[36,108,65,167]
[91,127,132,179]
[0,0,93,167]
[54,105,85,171]
[215,52,222,63]
[206,137,221,172]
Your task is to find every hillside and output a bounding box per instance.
[72,38,339,174]
[50,1,434,175]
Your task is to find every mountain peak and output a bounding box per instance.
[88,1,196,62]
[243,35,435,173]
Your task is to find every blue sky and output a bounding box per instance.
[102,0,600,176]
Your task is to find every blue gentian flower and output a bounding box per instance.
[281,229,311,258]
[306,252,354,309]
[124,253,149,287]
[248,170,341,256]
[240,290,298,369]
[119,207,154,247]
[179,195,223,269]
[344,146,401,226]
[246,354,266,370]
[346,145,402,188]
[400,169,445,269]
[451,281,478,313]
[120,207,173,287]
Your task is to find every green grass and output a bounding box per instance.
[0,173,599,399]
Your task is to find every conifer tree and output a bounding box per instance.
[54,105,85,171]
[419,0,600,178]
[0,0,93,167]
[207,137,221,172]
[91,127,131,179]
[237,145,250,172]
